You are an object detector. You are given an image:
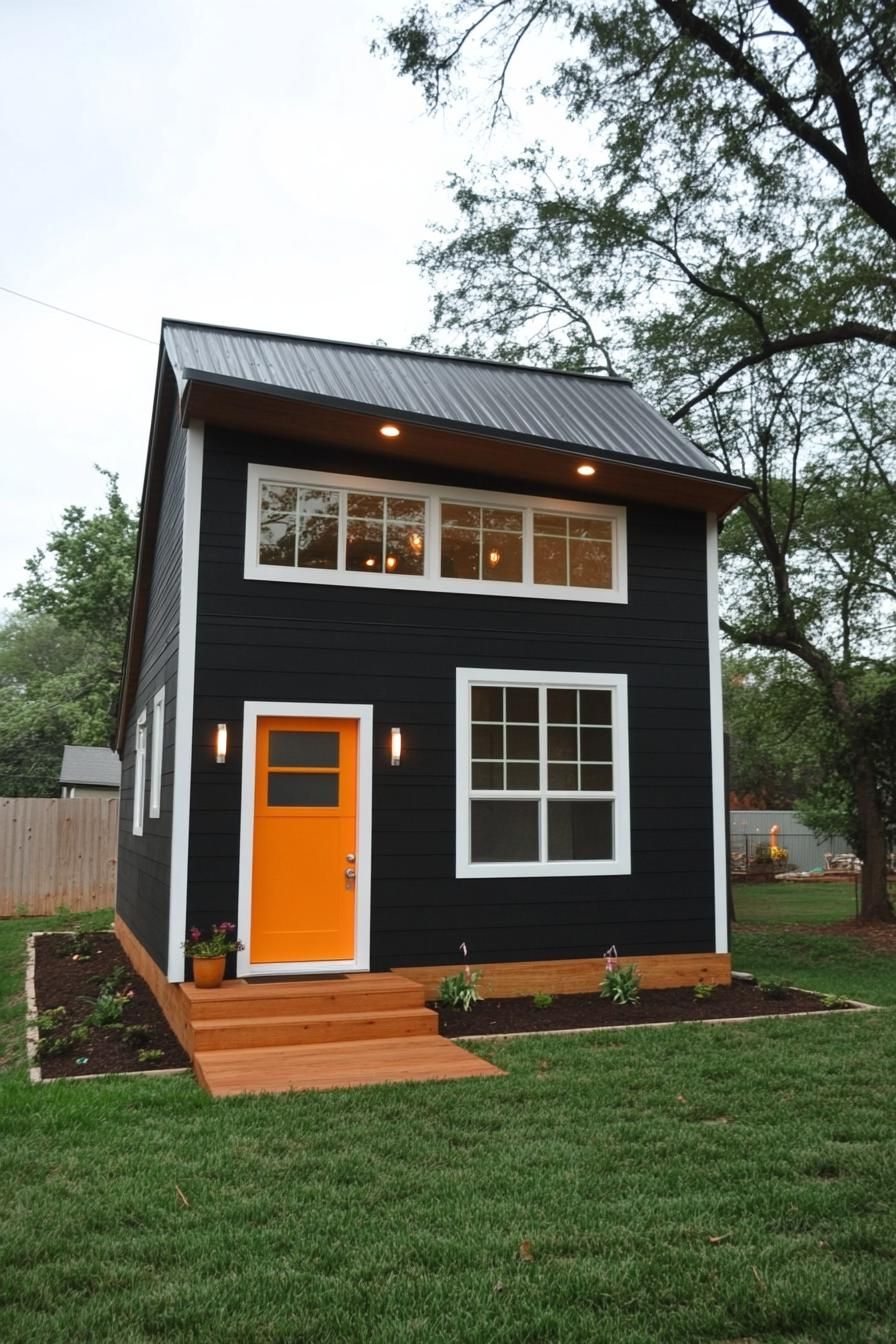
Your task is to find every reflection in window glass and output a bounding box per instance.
[257,478,621,595]
[345,493,425,575]
[533,512,613,589]
[441,503,523,582]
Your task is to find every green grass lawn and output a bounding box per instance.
[733,879,860,926]
[1,911,894,1344]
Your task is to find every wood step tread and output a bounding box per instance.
[194,1036,504,1097]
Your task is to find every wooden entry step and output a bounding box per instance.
[180,972,426,1020]
[192,1006,436,1052]
[194,1035,504,1098]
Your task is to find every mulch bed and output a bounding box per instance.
[32,931,189,1080]
[431,980,859,1038]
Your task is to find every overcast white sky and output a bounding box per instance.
[0,0,581,601]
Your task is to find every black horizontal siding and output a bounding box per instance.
[116,400,185,970]
[186,426,718,966]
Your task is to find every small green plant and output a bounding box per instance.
[55,928,95,959]
[820,992,852,1009]
[757,979,790,999]
[122,1023,152,1047]
[34,1005,66,1032]
[89,964,129,994]
[137,1048,164,1064]
[438,968,483,1011]
[69,1024,90,1045]
[82,991,129,1027]
[693,981,716,1001]
[600,964,641,1005]
[532,992,554,1009]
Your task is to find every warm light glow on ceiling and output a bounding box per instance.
[379,424,401,438]
[576,463,596,477]
[409,531,423,555]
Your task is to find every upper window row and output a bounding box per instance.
[245,466,627,604]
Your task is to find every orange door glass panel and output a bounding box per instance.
[251,717,358,964]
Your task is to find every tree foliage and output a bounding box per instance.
[383,1,896,917]
[0,472,138,797]
[382,1,896,413]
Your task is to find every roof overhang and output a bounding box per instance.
[181,369,751,517]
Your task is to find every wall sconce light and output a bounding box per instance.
[216,723,228,764]
[390,726,402,767]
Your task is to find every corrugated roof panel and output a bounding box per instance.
[162,321,718,475]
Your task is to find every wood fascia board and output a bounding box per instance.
[181,375,752,518]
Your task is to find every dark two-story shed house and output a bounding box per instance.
[114,319,748,1092]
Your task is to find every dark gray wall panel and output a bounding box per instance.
[185,427,719,967]
[116,404,185,970]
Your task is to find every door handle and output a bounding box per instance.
[345,868,356,879]
[344,866,356,891]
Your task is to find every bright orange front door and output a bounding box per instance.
[251,717,358,964]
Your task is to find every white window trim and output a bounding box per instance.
[149,686,165,819]
[132,708,147,837]
[455,668,631,878]
[244,463,627,604]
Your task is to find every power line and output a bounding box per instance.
[0,283,156,346]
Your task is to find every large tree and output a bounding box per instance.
[0,471,138,797]
[382,1,896,918]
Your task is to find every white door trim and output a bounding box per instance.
[706,516,729,954]
[236,701,374,977]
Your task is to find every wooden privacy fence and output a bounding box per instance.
[0,797,118,917]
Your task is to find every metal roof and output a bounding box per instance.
[161,320,721,476]
[59,746,121,788]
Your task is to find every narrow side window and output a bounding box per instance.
[149,687,165,819]
[133,709,147,836]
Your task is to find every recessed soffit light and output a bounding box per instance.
[576,463,596,477]
[379,424,401,438]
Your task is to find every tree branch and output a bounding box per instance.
[670,321,896,421]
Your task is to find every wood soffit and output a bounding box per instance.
[182,377,751,518]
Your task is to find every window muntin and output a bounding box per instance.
[149,687,165,819]
[248,466,627,604]
[133,709,147,837]
[457,669,630,877]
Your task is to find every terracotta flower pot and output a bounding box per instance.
[192,955,226,990]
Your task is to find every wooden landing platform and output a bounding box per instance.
[195,1035,502,1098]
[114,922,504,1098]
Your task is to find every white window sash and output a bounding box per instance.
[456,668,631,879]
[245,464,627,604]
[133,709,147,837]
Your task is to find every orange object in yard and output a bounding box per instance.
[250,717,358,964]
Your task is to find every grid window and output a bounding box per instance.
[250,468,626,603]
[441,504,523,583]
[258,480,425,577]
[459,670,630,877]
[533,513,613,588]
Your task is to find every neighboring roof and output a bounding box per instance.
[162,319,721,477]
[59,746,121,789]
